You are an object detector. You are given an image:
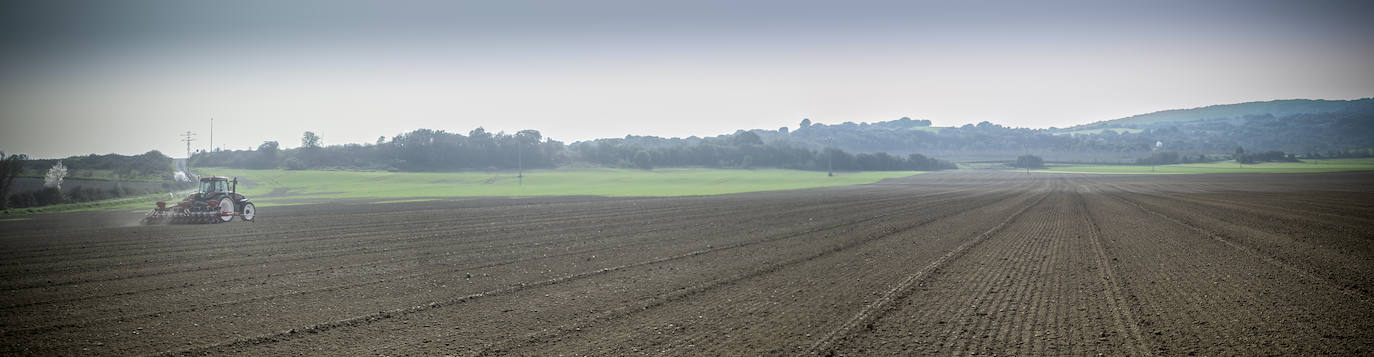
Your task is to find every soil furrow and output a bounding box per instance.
[464,187,1033,356]
[145,196,972,355]
[3,171,1372,355]
[808,188,1050,354]
[3,187,981,316]
[0,190,923,303]
[1106,191,1373,303]
[1076,188,1151,355]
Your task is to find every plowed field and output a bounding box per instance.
[2,172,1372,355]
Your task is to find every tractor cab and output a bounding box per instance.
[198,176,238,195]
[192,176,245,207]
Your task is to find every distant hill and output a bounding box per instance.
[1065,98,1374,130]
[747,98,1374,162]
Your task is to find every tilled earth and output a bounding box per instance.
[2,171,1372,355]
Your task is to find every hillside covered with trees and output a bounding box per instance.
[757,99,1374,163]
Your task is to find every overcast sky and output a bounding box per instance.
[2,0,1372,158]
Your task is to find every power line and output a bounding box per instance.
[826,137,834,177]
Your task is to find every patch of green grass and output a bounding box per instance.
[199,167,924,201]
[1037,158,1374,174]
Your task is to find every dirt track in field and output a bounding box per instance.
[2,171,1373,355]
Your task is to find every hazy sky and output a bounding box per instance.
[2,0,1372,158]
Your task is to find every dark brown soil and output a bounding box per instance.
[1,171,1372,355]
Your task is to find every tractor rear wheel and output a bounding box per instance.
[218,199,235,223]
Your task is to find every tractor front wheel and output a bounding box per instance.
[241,203,256,222]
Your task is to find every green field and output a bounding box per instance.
[1036,158,1374,174]
[197,168,924,203]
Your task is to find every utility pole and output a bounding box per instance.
[826,137,833,177]
[517,137,524,185]
[1023,144,1030,175]
[209,117,214,152]
[181,131,197,158]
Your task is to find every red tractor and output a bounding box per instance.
[143,176,256,224]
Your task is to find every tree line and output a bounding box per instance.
[193,128,566,172]
[191,128,957,172]
[572,131,955,171]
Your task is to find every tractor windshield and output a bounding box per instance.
[200,180,228,193]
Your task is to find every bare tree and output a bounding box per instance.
[44,161,67,190]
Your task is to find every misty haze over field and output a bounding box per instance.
[2,0,1373,158]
